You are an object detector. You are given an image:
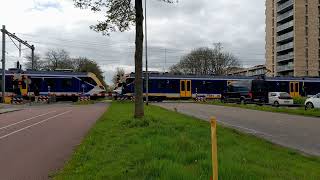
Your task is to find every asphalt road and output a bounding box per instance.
[155,103,320,156]
[0,103,108,179]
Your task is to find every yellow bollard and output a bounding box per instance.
[211,117,218,180]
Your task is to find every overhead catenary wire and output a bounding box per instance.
[5,32,267,71]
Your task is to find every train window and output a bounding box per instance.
[227,80,251,92]
[181,81,185,91]
[62,79,73,89]
[252,80,266,92]
[79,77,97,86]
[206,82,215,92]
[158,80,167,89]
[46,79,56,90]
[32,78,42,91]
[126,78,134,84]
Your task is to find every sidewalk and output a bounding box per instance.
[0,108,21,114]
[0,104,22,114]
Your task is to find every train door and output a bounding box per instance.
[289,82,299,97]
[180,80,192,98]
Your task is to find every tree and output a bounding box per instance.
[74,0,175,118]
[24,53,44,70]
[112,67,125,86]
[44,49,74,70]
[170,44,241,76]
[73,57,107,88]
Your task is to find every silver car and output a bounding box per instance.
[268,92,294,107]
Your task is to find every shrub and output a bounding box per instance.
[293,96,307,105]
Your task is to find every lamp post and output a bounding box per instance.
[145,0,149,105]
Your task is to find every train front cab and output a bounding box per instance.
[180,80,192,98]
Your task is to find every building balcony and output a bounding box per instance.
[277,0,289,3]
[277,0,293,13]
[277,64,294,72]
[277,31,293,43]
[277,10,293,23]
[276,42,293,52]
[277,21,294,33]
[277,52,294,62]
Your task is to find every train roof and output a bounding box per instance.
[127,73,320,81]
[4,70,88,77]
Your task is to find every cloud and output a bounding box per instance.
[0,0,266,84]
[30,0,62,11]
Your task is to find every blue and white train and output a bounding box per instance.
[1,69,106,101]
[119,72,320,101]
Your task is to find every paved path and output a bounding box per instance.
[155,103,320,156]
[0,103,108,179]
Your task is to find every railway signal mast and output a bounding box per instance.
[1,25,35,102]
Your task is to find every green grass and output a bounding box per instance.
[54,102,320,180]
[205,100,320,117]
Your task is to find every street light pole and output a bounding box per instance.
[1,25,6,103]
[145,0,149,105]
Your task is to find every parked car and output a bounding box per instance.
[268,92,293,107]
[305,93,320,109]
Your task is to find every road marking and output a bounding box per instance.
[0,111,57,131]
[170,106,274,138]
[0,110,72,140]
[216,120,274,137]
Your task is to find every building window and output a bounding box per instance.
[305,5,308,14]
[306,48,309,58]
[305,16,308,25]
[306,27,309,36]
[306,38,309,46]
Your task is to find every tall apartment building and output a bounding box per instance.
[266,0,320,77]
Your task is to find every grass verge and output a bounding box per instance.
[205,100,320,118]
[54,102,320,180]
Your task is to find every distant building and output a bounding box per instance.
[266,0,320,77]
[229,65,267,77]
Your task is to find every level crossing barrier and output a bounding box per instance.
[79,96,91,102]
[195,96,207,102]
[12,96,24,105]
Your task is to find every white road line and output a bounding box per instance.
[0,111,57,130]
[0,110,72,140]
[216,120,274,137]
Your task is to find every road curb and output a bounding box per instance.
[0,109,22,115]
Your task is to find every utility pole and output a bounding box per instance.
[164,48,167,72]
[2,26,35,70]
[1,25,6,103]
[31,45,35,70]
[145,0,149,105]
[1,25,35,102]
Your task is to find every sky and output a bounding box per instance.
[0,0,266,84]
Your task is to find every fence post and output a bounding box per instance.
[211,117,218,180]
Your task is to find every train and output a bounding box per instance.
[0,68,106,101]
[117,72,320,102]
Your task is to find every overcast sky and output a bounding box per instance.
[0,0,266,84]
